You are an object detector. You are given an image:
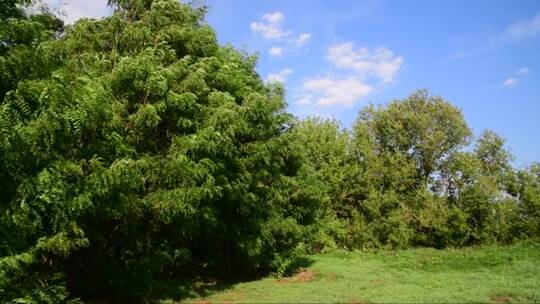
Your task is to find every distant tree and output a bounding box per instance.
[297,90,536,249]
[357,90,472,188]
[475,130,513,174]
[517,163,540,238]
[474,129,518,194]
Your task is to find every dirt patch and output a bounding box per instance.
[278,269,316,284]
[326,272,335,282]
[296,269,316,282]
[490,296,513,304]
[349,297,365,304]
[220,290,246,302]
[369,279,385,287]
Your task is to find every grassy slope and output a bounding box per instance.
[161,243,540,303]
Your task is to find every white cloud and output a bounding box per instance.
[263,11,284,23]
[269,46,284,57]
[250,11,291,40]
[502,77,518,87]
[296,42,402,108]
[251,12,311,52]
[295,33,311,47]
[502,67,531,88]
[326,42,403,83]
[299,77,373,107]
[516,67,530,75]
[268,68,294,83]
[44,0,111,24]
[504,12,540,40]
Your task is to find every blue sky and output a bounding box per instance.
[45,0,540,166]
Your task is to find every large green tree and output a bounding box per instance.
[0,1,322,302]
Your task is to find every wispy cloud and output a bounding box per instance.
[294,33,312,47]
[516,67,530,76]
[251,11,311,56]
[269,46,283,57]
[502,78,518,88]
[296,42,403,108]
[502,67,531,88]
[250,11,291,40]
[503,12,540,40]
[447,42,497,61]
[267,68,294,83]
[449,11,540,60]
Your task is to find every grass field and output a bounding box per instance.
[158,243,540,303]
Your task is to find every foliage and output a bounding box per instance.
[296,90,539,250]
[0,1,323,302]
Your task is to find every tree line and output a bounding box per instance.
[0,0,538,302]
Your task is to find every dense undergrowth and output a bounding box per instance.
[1,0,539,303]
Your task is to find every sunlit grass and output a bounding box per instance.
[160,243,540,303]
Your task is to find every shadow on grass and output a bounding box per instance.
[152,256,315,302]
[283,256,315,276]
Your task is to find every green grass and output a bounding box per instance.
[159,243,540,303]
